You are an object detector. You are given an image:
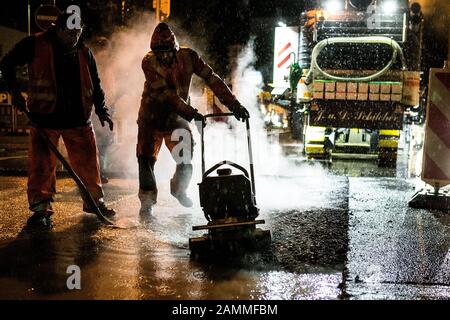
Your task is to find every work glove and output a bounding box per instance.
[12,91,26,112]
[232,103,250,122]
[193,111,205,123]
[98,112,114,131]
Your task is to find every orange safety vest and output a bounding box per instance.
[27,31,94,119]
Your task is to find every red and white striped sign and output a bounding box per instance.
[273,26,299,88]
[422,67,450,188]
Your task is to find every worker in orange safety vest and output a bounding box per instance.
[0,12,116,228]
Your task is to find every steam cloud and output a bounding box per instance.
[92,12,329,211]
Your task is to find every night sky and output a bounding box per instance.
[0,0,311,81]
[0,0,448,82]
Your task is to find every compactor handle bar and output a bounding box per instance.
[200,113,256,197]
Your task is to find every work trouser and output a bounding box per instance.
[136,123,193,204]
[27,125,104,213]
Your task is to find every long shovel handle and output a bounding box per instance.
[23,110,116,226]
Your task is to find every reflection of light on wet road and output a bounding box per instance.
[256,174,343,211]
[255,271,341,300]
[0,170,348,299]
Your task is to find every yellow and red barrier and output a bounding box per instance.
[409,62,450,210]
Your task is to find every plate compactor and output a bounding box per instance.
[189,113,272,257]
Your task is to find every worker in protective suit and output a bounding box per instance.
[0,12,116,228]
[138,22,249,213]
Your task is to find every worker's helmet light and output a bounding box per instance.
[324,0,344,13]
[382,1,398,14]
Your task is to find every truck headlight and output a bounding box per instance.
[324,0,344,13]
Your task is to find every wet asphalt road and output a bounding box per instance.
[346,177,450,299]
[0,172,347,299]
[0,138,450,299]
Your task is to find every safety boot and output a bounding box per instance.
[26,210,54,229]
[138,189,157,216]
[170,179,193,207]
[170,164,193,208]
[83,202,116,218]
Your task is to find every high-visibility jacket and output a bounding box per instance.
[27,31,94,120]
[138,47,240,130]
